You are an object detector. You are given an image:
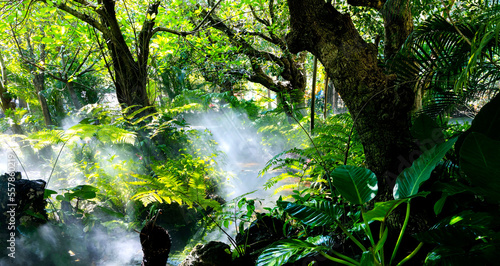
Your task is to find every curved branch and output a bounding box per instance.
[51,1,108,35]
[151,0,223,37]
[241,31,274,44]
[269,0,276,25]
[206,12,283,66]
[249,5,270,26]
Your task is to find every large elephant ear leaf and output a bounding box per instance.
[394,137,457,199]
[330,165,377,204]
[459,132,500,200]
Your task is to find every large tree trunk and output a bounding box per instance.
[286,0,415,196]
[98,0,154,116]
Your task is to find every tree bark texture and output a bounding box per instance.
[54,0,159,116]
[286,0,415,195]
[99,0,153,115]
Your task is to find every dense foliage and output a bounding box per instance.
[0,0,498,265]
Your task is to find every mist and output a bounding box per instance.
[1,103,293,265]
[182,106,293,248]
[185,107,283,203]
[0,114,146,266]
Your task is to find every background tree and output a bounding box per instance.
[199,0,307,118]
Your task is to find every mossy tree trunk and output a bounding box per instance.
[286,0,415,196]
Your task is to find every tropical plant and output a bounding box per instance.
[257,137,457,265]
[414,93,500,265]
[389,3,500,118]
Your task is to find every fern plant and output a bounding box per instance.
[130,152,222,210]
[259,113,364,197]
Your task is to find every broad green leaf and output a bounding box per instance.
[433,196,447,216]
[459,93,500,142]
[331,165,377,204]
[44,189,58,199]
[278,200,342,227]
[363,199,407,222]
[394,137,457,199]
[455,93,500,154]
[256,238,327,266]
[415,211,494,246]
[459,132,500,200]
[363,192,429,222]
[375,227,388,253]
[425,246,475,266]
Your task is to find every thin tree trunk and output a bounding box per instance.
[67,82,82,110]
[268,89,272,109]
[34,72,52,127]
[310,56,318,132]
[323,74,329,119]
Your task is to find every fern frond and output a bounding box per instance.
[66,124,136,145]
[27,129,65,150]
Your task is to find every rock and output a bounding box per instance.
[0,172,47,230]
[180,241,231,266]
[140,220,171,266]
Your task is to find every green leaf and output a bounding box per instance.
[394,137,457,199]
[331,165,378,204]
[375,228,388,253]
[433,196,447,216]
[24,209,46,220]
[96,206,125,218]
[363,199,407,222]
[278,200,342,227]
[461,93,500,141]
[256,238,327,266]
[56,195,68,202]
[363,192,429,222]
[415,211,494,246]
[459,132,500,199]
[44,189,58,199]
[68,185,99,200]
[360,250,373,266]
[455,93,500,153]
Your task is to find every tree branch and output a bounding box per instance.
[249,5,270,26]
[347,0,385,10]
[247,61,289,94]
[72,0,97,9]
[269,0,276,25]
[151,0,223,37]
[205,11,283,66]
[51,0,109,35]
[241,31,274,43]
